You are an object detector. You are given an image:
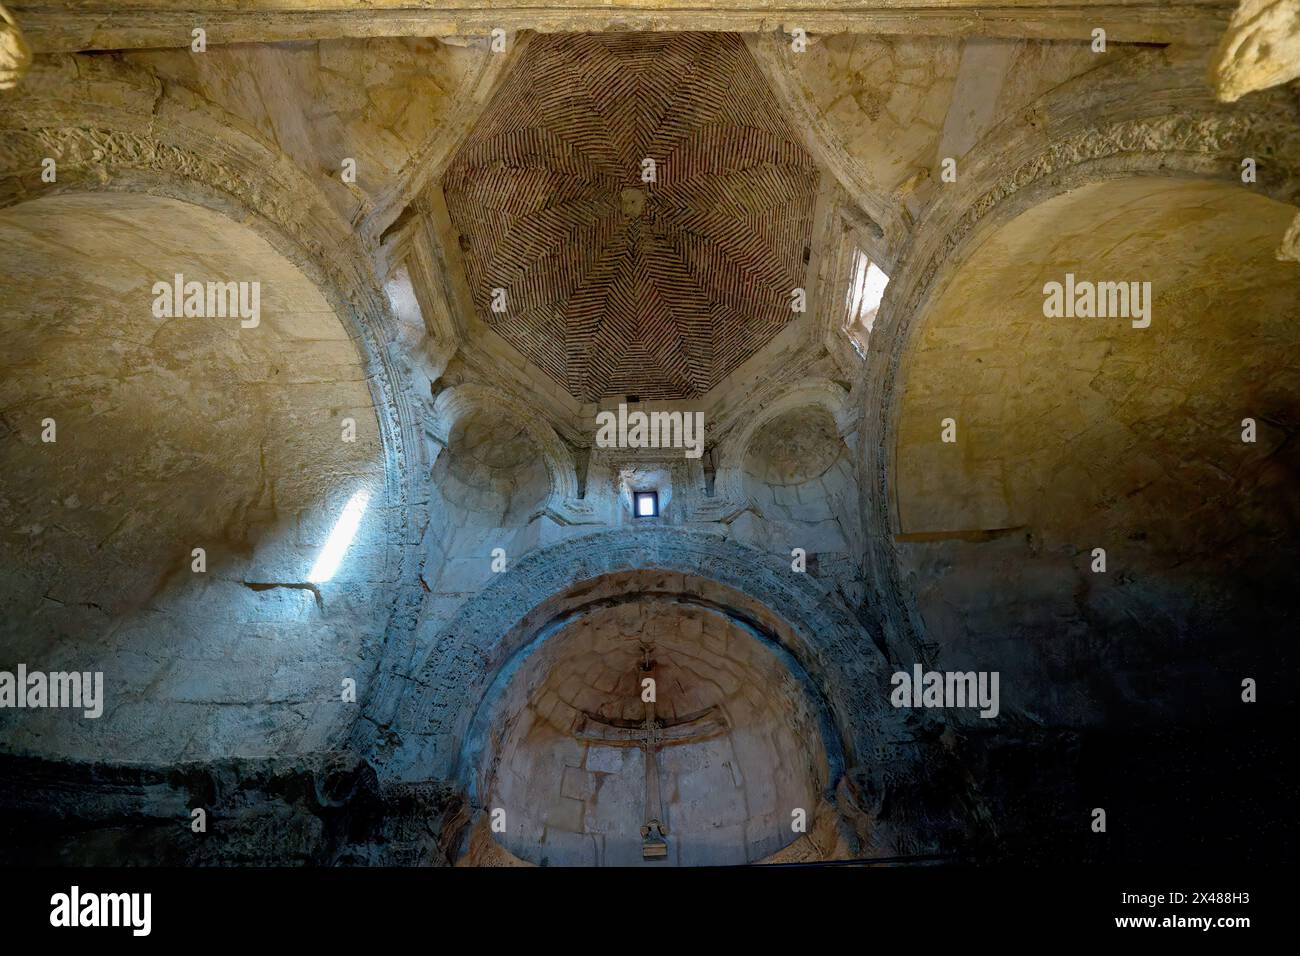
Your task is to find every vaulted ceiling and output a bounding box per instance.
[442,32,819,402]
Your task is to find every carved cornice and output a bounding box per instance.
[13,3,1233,53]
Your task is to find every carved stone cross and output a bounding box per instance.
[574,644,727,860]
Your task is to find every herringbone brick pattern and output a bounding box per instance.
[443,32,819,401]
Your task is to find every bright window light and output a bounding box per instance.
[634,491,659,518]
[308,489,370,583]
[859,262,889,318]
[846,251,889,329]
[844,250,889,356]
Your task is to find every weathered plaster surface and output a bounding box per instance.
[895,178,1300,725]
[0,194,391,761]
[485,600,833,865]
[0,5,1295,866]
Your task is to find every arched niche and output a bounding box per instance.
[893,177,1300,725]
[0,192,391,763]
[429,383,595,526]
[743,404,858,529]
[431,405,551,525]
[712,380,852,508]
[468,585,838,866]
[855,69,1300,658]
[373,529,898,789]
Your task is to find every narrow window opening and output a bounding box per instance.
[634,490,659,518]
[843,249,889,358]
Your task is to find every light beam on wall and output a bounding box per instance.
[308,489,370,583]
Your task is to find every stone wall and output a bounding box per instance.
[486,601,831,866]
[894,178,1300,727]
[0,193,394,763]
[0,7,1295,866]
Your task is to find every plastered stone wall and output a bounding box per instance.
[0,193,393,762]
[735,403,863,601]
[485,601,829,866]
[894,177,1300,726]
[122,37,494,236]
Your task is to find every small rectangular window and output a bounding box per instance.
[634,490,659,518]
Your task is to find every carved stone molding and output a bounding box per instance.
[13,3,1231,54]
[0,71,444,744]
[377,528,893,786]
[0,121,423,551]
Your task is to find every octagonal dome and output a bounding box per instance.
[442,32,820,402]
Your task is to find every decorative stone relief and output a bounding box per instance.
[378,529,894,786]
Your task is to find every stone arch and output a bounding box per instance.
[0,56,431,761]
[461,580,844,865]
[461,580,845,800]
[886,176,1300,726]
[374,528,897,786]
[0,54,427,561]
[0,190,395,761]
[457,574,852,868]
[857,61,1300,652]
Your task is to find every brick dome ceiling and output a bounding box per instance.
[442,32,820,402]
